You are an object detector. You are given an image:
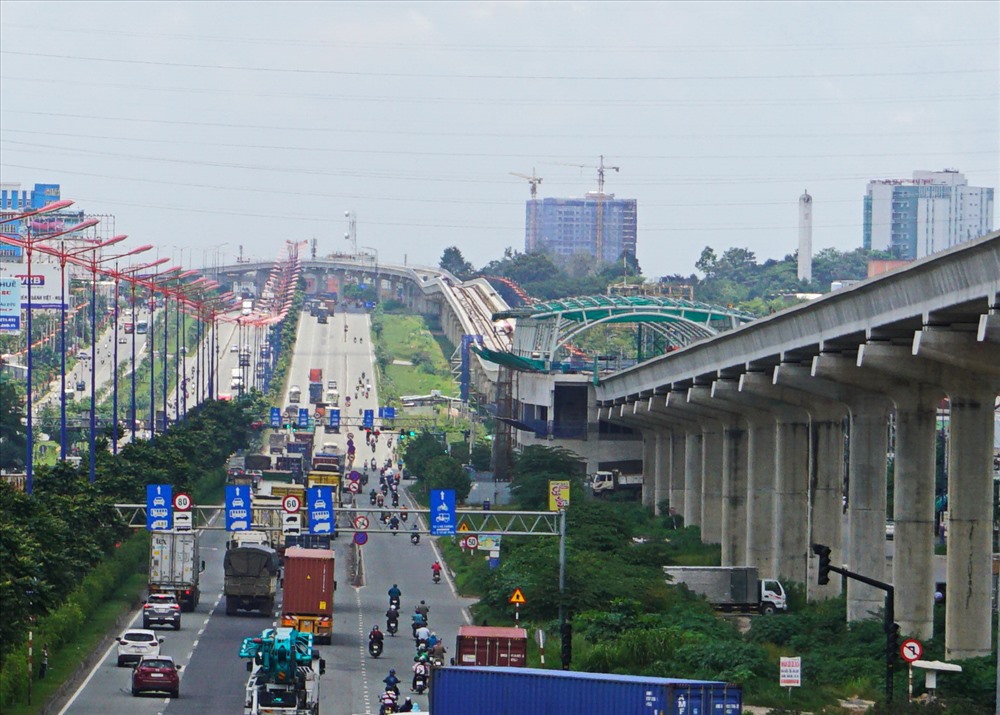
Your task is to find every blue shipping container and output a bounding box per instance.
[429,666,742,715]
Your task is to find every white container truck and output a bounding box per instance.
[148,530,205,612]
[663,566,787,615]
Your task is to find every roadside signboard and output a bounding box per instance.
[779,656,802,688]
[146,484,173,531]
[225,485,251,531]
[465,535,479,549]
[362,409,374,429]
[354,516,370,530]
[348,481,360,493]
[282,494,302,513]
[173,511,193,530]
[0,277,21,333]
[307,486,334,535]
[0,261,66,309]
[509,588,526,604]
[384,406,395,420]
[297,408,309,428]
[430,489,456,536]
[477,534,502,551]
[269,407,281,428]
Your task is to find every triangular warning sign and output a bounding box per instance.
[509,588,526,604]
[457,522,471,532]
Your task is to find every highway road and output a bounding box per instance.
[60,306,476,715]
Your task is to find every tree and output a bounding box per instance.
[423,455,472,503]
[509,445,586,510]
[401,431,446,478]
[0,380,26,471]
[469,440,492,471]
[439,247,475,280]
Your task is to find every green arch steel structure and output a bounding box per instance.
[487,293,755,371]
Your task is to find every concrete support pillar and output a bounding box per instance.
[700,424,724,545]
[808,409,847,600]
[846,405,890,620]
[773,417,811,585]
[669,431,687,520]
[684,431,703,528]
[945,390,996,659]
[746,421,777,576]
[654,431,671,515]
[642,433,657,511]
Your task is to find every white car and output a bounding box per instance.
[116,628,163,667]
[230,344,239,353]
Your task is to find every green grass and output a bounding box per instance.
[3,571,147,715]
[378,315,457,397]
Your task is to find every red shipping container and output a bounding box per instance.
[282,547,335,616]
[309,368,323,384]
[455,626,528,667]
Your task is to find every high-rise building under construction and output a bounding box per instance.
[525,194,637,264]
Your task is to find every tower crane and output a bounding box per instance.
[509,169,543,252]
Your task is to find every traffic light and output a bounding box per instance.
[885,621,900,661]
[812,543,832,585]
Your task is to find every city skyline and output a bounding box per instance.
[0,2,996,276]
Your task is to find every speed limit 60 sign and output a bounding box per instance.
[282,494,302,513]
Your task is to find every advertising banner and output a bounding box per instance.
[548,480,571,511]
[0,277,21,332]
[0,261,66,309]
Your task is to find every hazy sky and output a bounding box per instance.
[1,1,997,278]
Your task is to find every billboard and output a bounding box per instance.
[0,261,66,309]
[0,277,21,332]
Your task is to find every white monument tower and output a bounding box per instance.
[798,189,813,282]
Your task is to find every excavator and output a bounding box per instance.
[240,627,326,715]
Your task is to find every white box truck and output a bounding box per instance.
[663,566,787,615]
[148,530,205,612]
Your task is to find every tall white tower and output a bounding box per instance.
[798,189,813,283]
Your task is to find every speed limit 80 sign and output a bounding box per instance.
[173,493,193,511]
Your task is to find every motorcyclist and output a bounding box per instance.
[414,623,430,647]
[430,639,446,664]
[370,488,378,505]
[431,561,442,580]
[415,600,429,620]
[410,526,420,545]
[411,660,430,692]
[383,668,400,694]
[399,696,415,712]
[379,689,398,715]
[369,625,384,646]
[411,609,426,637]
[426,631,438,648]
[386,605,399,633]
[388,584,402,609]
[389,515,400,531]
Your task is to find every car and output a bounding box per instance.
[230,344,239,352]
[119,336,128,344]
[142,593,182,630]
[116,629,163,667]
[75,381,86,392]
[885,520,895,540]
[131,655,181,698]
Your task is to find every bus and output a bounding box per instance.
[136,320,149,334]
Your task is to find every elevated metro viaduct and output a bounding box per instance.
[596,231,1000,660]
[213,256,511,401]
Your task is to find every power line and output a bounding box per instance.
[1,50,994,81]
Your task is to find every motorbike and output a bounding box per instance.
[369,639,383,658]
[432,570,441,585]
[410,532,420,545]
[391,492,399,507]
[389,595,401,611]
[386,618,398,636]
[370,490,378,506]
[413,673,428,695]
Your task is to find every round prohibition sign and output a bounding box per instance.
[173,492,193,512]
[348,481,360,494]
[900,638,923,663]
[465,536,479,549]
[282,495,302,513]
[354,516,370,530]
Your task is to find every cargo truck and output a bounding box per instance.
[148,530,205,612]
[224,544,280,616]
[308,382,323,405]
[662,566,787,615]
[245,454,272,471]
[288,385,301,403]
[590,469,644,496]
[453,625,528,667]
[281,547,336,645]
[429,667,743,715]
[308,368,323,384]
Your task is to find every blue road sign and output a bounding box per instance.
[225,485,251,531]
[430,489,456,536]
[146,484,173,531]
[377,406,384,419]
[297,408,309,428]
[384,406,395,420]
[353,532,368,546]
[362,409,374,429]
[308,486,334,535]
[328,408,340,428]
[269,407,281,428]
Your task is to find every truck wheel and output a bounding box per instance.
[760,603,776,616]
[226,597,237,616]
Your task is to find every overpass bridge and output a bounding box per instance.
[212,255,513,400]
[596,231,1000,660]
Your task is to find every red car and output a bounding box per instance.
[131,655,182,698]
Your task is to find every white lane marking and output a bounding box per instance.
[356,576,373,715]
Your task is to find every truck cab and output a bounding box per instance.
[288,385,301,403]
[590,470,644,495]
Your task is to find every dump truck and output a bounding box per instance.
[281,547,335,645]
[590,469,644,496]
[148,530,204,612]
[663,566,787,615]
[224,544,280,616]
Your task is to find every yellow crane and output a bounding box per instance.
[509,169,543,251]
